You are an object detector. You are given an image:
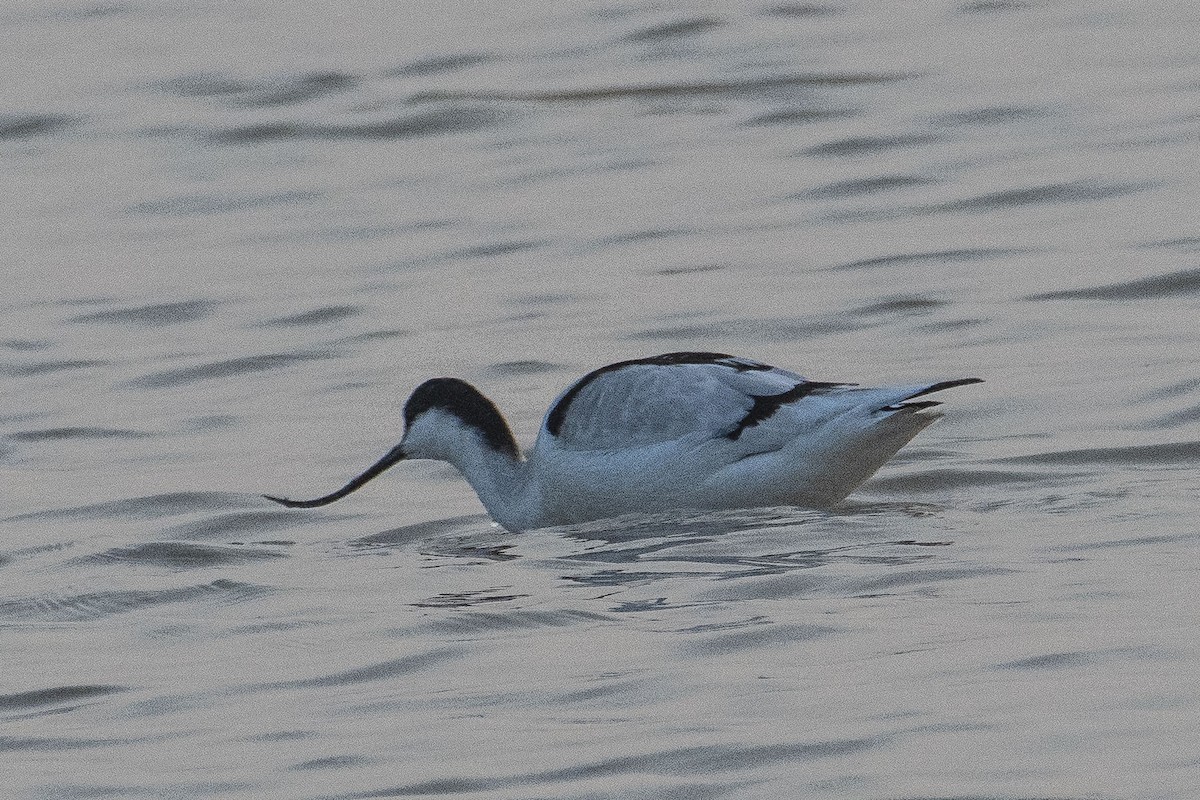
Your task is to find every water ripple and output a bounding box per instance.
[799,174,937,199]
[930,179,1154,213]
[261,648,463,690]
[448,239,547,259]
[412,72,916,104]
[0,736,128,752]
[995,440,1200,466]
[827,247,1027,272]
[0,359,107,377]
[1144,236,1200,252]
[960,0,1034,12]
[765,3,846,17]
[997,650,1106,670]
[0,113,75,139]
[165,510,344,539]
[7,427,152,442]
[127,191,319,216]
[1137,377,1200,401]
[1025,267,1200,301]
[330,736,887,798]
[352,515,488,549]
[485,360,564,377]
[742,106,858,126]
[0,338,51,351]
[162,70,359,107]
[0,685,126,712]
[427,608,611,635]
[0,579,267,622]
[802,133,937,157]
[849,296,946,317]
[387,53,496,77]
[845,566,1014,596]
[935,104,1053,126]
[127,352,333,388]
[630,315,862,342]
[1,491,253,523]
[207,107,510,144]
[621,17,725,43]
[291,755,375,772]
[682,622,837,656]
[868,468,1057,492]
[82,541,286,568]
[1145,404,1200,429]
[412,589,527,609]
[69,300,219,327]
[264,305,361,327]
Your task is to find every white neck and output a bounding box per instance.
[446,440,540,531]
[405,409,541,530]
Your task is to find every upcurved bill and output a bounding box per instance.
[264,443,405,508]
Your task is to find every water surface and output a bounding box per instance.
[3,1,1199,798]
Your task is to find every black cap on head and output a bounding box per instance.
[403,377,518,457]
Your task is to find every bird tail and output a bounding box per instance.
[793,377,983,506]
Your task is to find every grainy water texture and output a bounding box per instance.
[2,1,1198,798]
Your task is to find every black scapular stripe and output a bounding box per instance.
[726,381,847,441]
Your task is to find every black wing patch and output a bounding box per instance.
[901,377,984,399]
[545,352,771,436]
[876,377,984,412]
[725,381,848,441]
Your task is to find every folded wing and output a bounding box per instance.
[542,352,850,452]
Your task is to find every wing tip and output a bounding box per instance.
[907,377,984,399]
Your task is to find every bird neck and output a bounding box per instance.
[444,438,539,532]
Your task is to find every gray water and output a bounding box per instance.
[3,1,1199,798]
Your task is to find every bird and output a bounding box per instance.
[264,352,982,532]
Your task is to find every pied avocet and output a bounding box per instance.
[265,352,981,531]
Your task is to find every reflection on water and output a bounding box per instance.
[3,0,1200,798]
